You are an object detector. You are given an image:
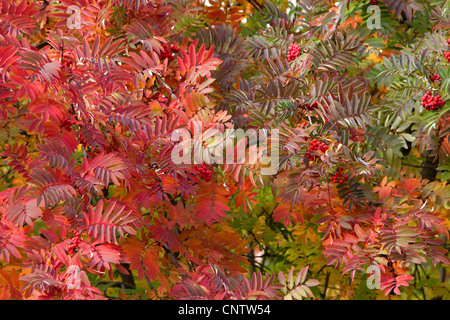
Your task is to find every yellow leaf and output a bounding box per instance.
[367,52,383,63]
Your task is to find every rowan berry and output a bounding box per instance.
[444,51,450,63]
[429,73,441,82]
[68,231,82,255]
[304,101,318,110]
[160,43,179,61]
[303,101,328,111]
[61,118,76,131]
[329,167,348,184]
[306,139,329,161]
[288,43,302,62]
[194,164,212,182]
[421,90,445,111]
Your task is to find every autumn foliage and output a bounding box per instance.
[0,0,449,300]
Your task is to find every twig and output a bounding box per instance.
[401,162,423,168]
[247,0,262,10]
[35,41,50,50]
[321,272,330,300]
[163,244,181,268]
[156,74,178,101]
[248,241,255,275]
[440,265,446,283]
[144,273,155,290]
[97,281,135,289]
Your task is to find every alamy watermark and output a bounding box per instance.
[366,264,381,290]
[67,5,82,29]
[65,3,381,31]
[367,5,381,30]
[65,265,82,289]
[170,121,280,176]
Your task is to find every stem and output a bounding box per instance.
[421,150,439,181]
[118,263,136,290]
[401,162,423,168]
[440,265,446,283]
[163,244,181,268]
[248,241,255,275]
[321,272,330,300]
[416,265,427,300]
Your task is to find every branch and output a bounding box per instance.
[97,281,135,289]
[247,0,262,10]
[39,0,49,11]
[118,263,136,290]
[321,272,330,300]
[163,243,181,268]
[248,241,255,275]
[420,151,439,181]
[401,162,422,168]
[156,74,179,102]
[35,41,50,50]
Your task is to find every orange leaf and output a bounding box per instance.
[378,185,392,200]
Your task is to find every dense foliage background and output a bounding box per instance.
[0,0,449,300]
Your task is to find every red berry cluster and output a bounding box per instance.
[160,43,179,61]
[288,43,302,62]
[303,101,328,111]
[306,138,329,161]
[444,51,450,63]
[61,118,76,131]
[68,231,82,255]
[304,101,318,110]
[430,73,441,82]
[421,91,445,111]
[330,167,348,184]
[369,0,378,5]
[445,38,450,62]
[193,164,212,181]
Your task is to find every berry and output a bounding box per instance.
[160,43,179,61]
[194,164,212,182]
[444,51,450,63]
[302,101,328,111]
[430,73,441,83]
[306,139,329,161]
[421,90,445,111]
[329,167,348,184]
[61,118,76,131]
[304,101,318,110]
[288,43,302,62]
[68,231,82,255]
[369,0,378,5]
[170,44,180,52]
